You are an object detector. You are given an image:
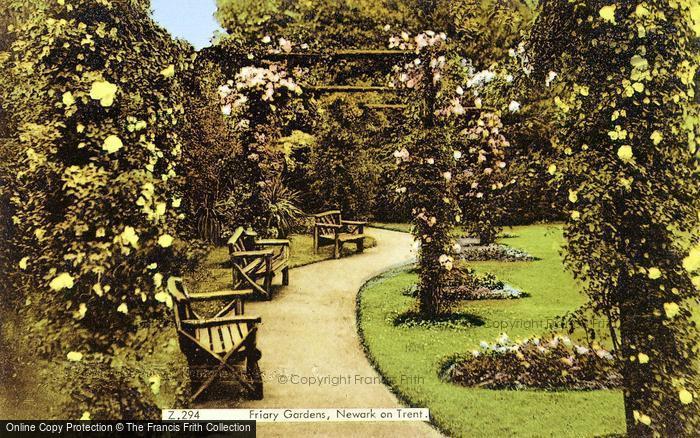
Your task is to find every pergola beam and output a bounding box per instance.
[304,85,405,94]
[363,103,407,110]
[231,49,415,61]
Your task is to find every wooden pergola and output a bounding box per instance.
[199,47,419,110]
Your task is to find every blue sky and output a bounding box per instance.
[151,0,222,50]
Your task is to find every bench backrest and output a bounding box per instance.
[227,227,259,264]
[167,277,194,330]
[314,210,341,235]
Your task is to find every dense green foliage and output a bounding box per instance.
[215,0,419,49]
[1,0,192,417]
[431,0,537,69]
[306,96,390,219]
[529,1,699,435]
[177,57,241,243]
[0,0,34,137]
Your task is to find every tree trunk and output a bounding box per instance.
[616,268,694,437]
[618,296,651,437]
[418,239,444,318]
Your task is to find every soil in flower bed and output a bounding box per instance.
[440,334,621,391]
[457,243,538,262]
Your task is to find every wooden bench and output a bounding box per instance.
[312,210,368,259]
[228,227,290,300]
[167,277,263,401]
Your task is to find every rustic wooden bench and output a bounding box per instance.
[167,277,263,401]
[312,210,368,259]
[228,227,290,300]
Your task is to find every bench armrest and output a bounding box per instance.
[188,289,254,301]
[255,239,290,247]
[181,315,261,328]
[341,220,368,226]
[313,210,341,218]
[231,249,274,258]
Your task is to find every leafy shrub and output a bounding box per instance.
[276,130,315,180]
[0,0,34,137]
[494,151,565,226]
[432,0,536,70]
[442,334,621,390]
[1,0,191,418]
[529,1,699,434]
[178,58,242,244]
[261,176,304,238]
[0,137,26,309]
[306,95,389,219]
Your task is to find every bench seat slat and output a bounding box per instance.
[221,325,234,351]
[197,326,211,351]
[210,326,224,353]
[271,259,288,271]
[320,233,366,242]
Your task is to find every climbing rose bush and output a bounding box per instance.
[1,0,191,417]
[389,30,448,90]
[218,63,303,121]
[217,60,309,234]
[454,111,512,243]
[528,1,699,435]
[391,31,517,244]
[394,127,460,317]
[391,29,519,314]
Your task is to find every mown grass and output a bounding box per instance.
[372,222,472,238]
[357,224,626,437]
[370,222,413,233]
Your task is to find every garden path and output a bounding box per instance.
[200,227,442,437]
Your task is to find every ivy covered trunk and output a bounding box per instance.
[416,226,452,318]
[616,222,698,436]
[401,128,459,318]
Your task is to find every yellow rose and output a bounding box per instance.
[90,80,118,107]
[617,145,633,162]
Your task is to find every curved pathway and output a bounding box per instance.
[240,228,441,437]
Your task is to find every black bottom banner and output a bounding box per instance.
[0,421,256,437]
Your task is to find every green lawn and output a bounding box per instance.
[357,224,626,437]
[190,233,375,292]
[287,233,376,269]
[371,222,413,233]
[372,222,471,238]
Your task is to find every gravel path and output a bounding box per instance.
[236,228,441,437]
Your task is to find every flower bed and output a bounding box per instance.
[446,282,524,300]
[446,267,526,300]
[441,334,621,391]
[457,243,538,262]
[402,266,526,301]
